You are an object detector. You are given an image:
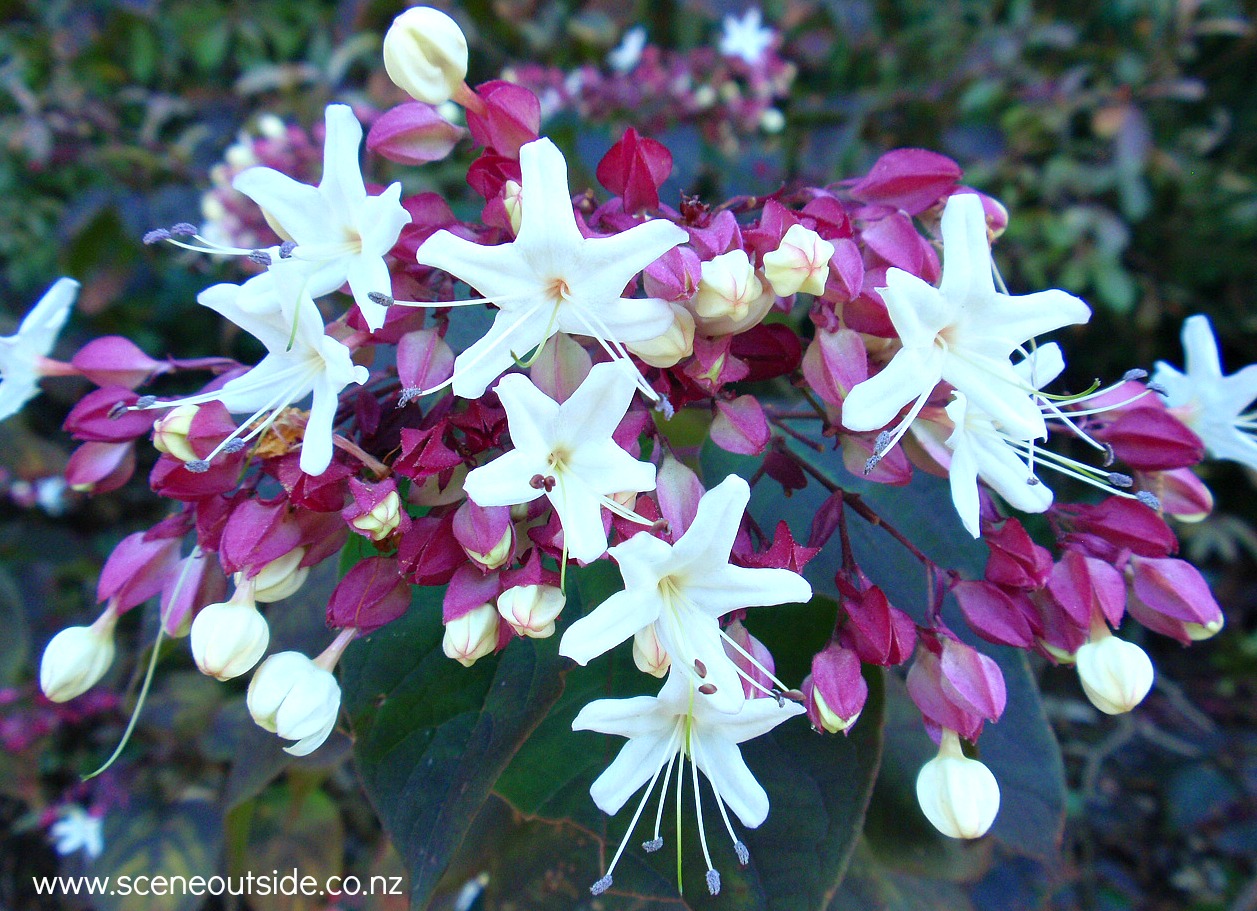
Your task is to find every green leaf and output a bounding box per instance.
[243,786,345,911]
[92,797,222,911]
[341,585,565,909]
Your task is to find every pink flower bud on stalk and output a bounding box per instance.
[97,532,182,613]
[915,729,1000,839]
[1074,623,1154,715]
[151,404,200,462]
[632,625,670,677]
[39,605,118,702]
[344,479,406,543]
[497,584,565,638]
[247,628,354,756]
[365,102,465,166]
[65,440,135,494]
[724,619,776,699]
[625,300,695,368]
[70,336,166,389]
[396,329,455,399]
[528,333,592,403]
[1135,468,1213,522]
[1126,556,1225,644]
[762,224,833,296]
[805,643,866,733]
[454,501,515,571]
[240,546,309,603]
[382,7,469,107]
[190,580,269,681]
[442,603,500,667]
[711,395,770,455]
[907,634,1006,742]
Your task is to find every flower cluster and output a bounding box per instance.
[6,4,1241,897]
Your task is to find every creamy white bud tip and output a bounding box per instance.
[383,7,470,106]
[152,403,201,462]
[351,491,403,542]
[190,599,270,681]
[442,603,500,667]
[915,730,1001,839]
[40,619,117,703]
[762,224,834,297]
[496,584,565,639]
[244,547,309,603]
[1075,634,1154,715]
[626,300,695,368]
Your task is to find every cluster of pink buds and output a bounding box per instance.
[4,4,1243,896]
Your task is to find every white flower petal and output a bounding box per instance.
[587,731,671,816]
[559,588,662,665]
[694,734,770,828]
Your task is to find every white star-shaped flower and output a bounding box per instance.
[0,278,78,422]
[1153,315,1257,472]
[574,669,804,896]
[148,261,367,475]
[607,25,647,74]
[843,194,1091,452]
[49,806,104,860]
[233,104,411,332]
[463,361,657,563]
[718,8,775,66]
[559,475,812,714]
[413,137,688,399]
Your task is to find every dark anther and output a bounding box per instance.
[1147,381,1168,396]
[1107,472,1133,488]
[223,439,247,454]
[1122,368,1148,382]
[1101,443,1116,467]
[698,683,718,695]
[864,455,881,475]
[142,228,171,244]
[693,658,708,678]
[530,474,547,489]
[185,459,210,473]
[367,291,394,307]
[650,518,671,535]
[279,241,297,258]
[542,476,556,492]
[1136,491,1162,510]
[248,249,272,266]
[135,395,157,409]
[1027,476,1040,486]
[170,222,198,236]
[107,401,129,420]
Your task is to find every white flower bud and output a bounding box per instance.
[383,7,469,106]
[812,685,859,734]
[443,603,500,667]
[1075,632,1154,715]
[247,651,341,756]
[503,180,523,236]
[762,224,834,297]
[632,624,670,678]
[39,609,118,703]
[497,584,565,639]
[190,592,270,681]
[693,250,764,324]
[152,404,200,463]
[626,300,695,368]
[239,547,309,604]
[351,491,403,542]
[915,729,1001,839]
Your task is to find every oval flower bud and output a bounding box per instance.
[152,404,200,463]
[632,624,670,678]
[39,608,118,703]
[382,7,470,106]
[190,590,270,681]
[240,546,310,604]
[351,490,403,542]
[915,729,1001,839]
[497,584,565,639]
[247,651,341,756]
[626,300,695,368]
[692,249,764,325]
[1074,632,1154,715]
[442,603,500,667]
[762,224,835,297]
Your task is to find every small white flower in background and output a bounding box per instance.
[247,650,342,756]
[842,194,1091,456]
[559,475,812,715]
[49,806,104,860]
[143,260,368,476]
[233,104,412,332]
[574,669,804,896]
[1074,629,1154,715]
[463,361,657,564]
[915,729,1001,839]
[1152,314,1257,472]
[0,277,78,422]
[607,26,648,74]
[409,137,688,399]
[383,6,470,106]
[718,8,775,66]
[39,606,118,703]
